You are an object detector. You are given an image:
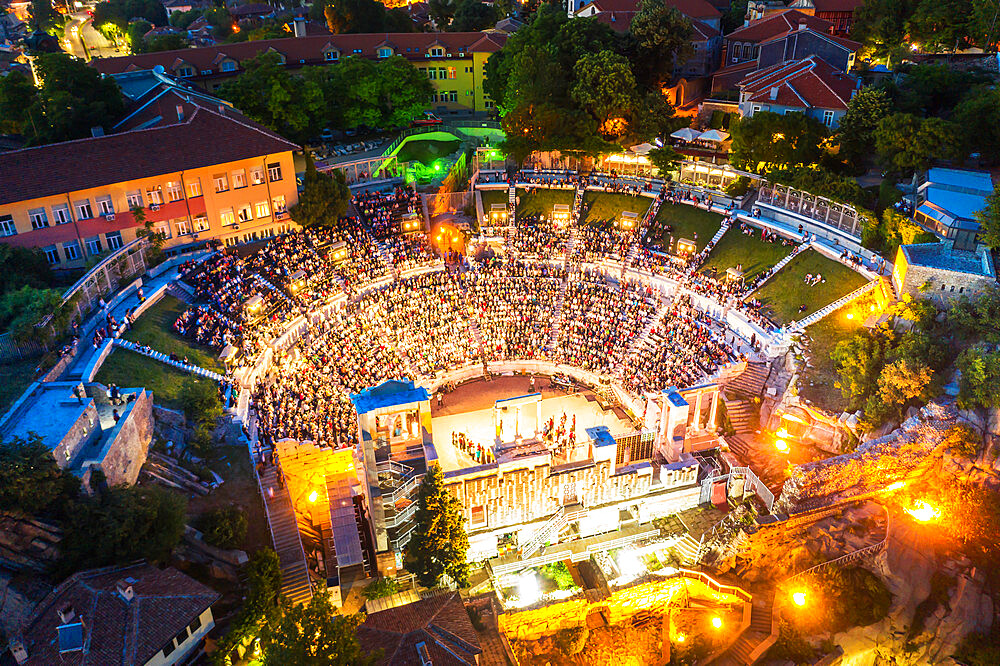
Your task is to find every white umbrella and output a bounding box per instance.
[669,127,701,142]
[697,129,730,142]
[629,142,656,155]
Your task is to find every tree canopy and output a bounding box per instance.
[0,54,125,145]
[974,185,1000,250]
[325,0,414,34]
[485,5,683,163]
[93,0,167,37]
[59,485,187,575]
[729,111,829,173]
[406,463,470,588]
[873,113,961,175]
[289,153,351,228]
[260,593,379,666]
[0,434,79,516]
[835,87,891,164]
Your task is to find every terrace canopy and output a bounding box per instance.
[670,127,701,142]
[697,129,730,143]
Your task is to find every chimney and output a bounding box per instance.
[218,104,226,116]
[770,86,779,100]
[116,578,135,603]
[90,126,105,138]
[293,16,306,38]
[9,639,28,665]
[798,18,808,31]
[176,104,185,122]
[57,604,76,625]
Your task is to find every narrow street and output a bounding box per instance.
[63,11,122,60]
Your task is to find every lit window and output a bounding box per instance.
[255,201,270,218]
[186,178,202,198]
[220,60,236,72]
[377,47,392,58]
[232,170,247,189]
[237,204,253,222]
[250,167,265,185]
[219,208,235,226]
[193,215,210,232]
[267,163,282,182]
[447,67,456,79]
[29,208,49,229]
[823,110,835,127]
[147,187,164,205]
[166,181,183,201]
[272,195,286,213]
[324,50,338,62]
[214,174,229,193]
[175,218,192,236]
[427,68,437,80]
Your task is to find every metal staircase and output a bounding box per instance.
[788,278,885,332]
[113,339,225,382]
[520,504,585,558]
[507,182,517,224]
[741,247,802,299]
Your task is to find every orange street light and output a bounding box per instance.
[905,499,940,523]
[711,616,723,629]
[792,591,806,607]
[308,490,318,503]
[676,633,686,643]
[775,439,789,453]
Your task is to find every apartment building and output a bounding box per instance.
[0,105,299,270]
[91,31,507,116]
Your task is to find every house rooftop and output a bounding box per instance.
[357,592,482,666]
[738,55,856,110]
[16,561,219,666]
[0,105,298,206]
[901,242,996,278]
[726,9,832,42]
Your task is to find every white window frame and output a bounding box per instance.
[153,221,171,238]
[29,208,49,229]
[272,195,286,213]
[85,235,102,255]
[43,245,60,264]
[52,204,71,225]
[0,214,15,236]
[250,167,265,186]
[126,191,143,209]
[97,196,114,215]
[186,178,202,198]
[231,170,247,189]
[166,181,183,202]
[63,240,81,261]
[823,109,835,127]
[267,163,282,182]
[105,231,123,250]
[237,204,253,222]
[214,174,229,193]
[377,47,392,58]
[255,201,270,218]
[147,187,164,205]
[75,200,93,220]
[175,218,192,236]
[193,215,210,232]
[219,208,235,226]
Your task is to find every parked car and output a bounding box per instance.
[411,112,443,127]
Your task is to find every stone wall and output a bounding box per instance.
[54,401,101,470]
[498,575,749,641]
[897,261,995,307]
[95,389,154,486]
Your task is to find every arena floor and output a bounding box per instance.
[430,374,634,472]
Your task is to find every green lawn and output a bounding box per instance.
[94,348,213,410]
[479,188,508,214]
[649,203,724,253]
[701,226,793,280]
[751,250,869,324]
[123,295,224,373]
[515,187,574,217]
[395,139,461,165]
[0,358,39,413]
[794,315,865,414]
[581,192,652,225]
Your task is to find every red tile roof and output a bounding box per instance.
[580,0,721,19]
[758,25,860,52]
[357,593,482,666]
[0,105,298,206]
[18,562,219,666]
[726,10,832,43]
[810,0,864,11]
[91,32,506,78]
[739,55,856,110]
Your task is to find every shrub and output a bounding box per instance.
[554,626,589,656]
[197,506,248,550]
[539,561,576,590]
[362,577,401,600]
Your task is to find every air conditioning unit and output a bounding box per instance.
[446,53,452,57]
[105,213,115,221]
[425,53,431,58]
[150,204,160,211]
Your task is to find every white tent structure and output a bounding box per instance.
[670,127,701,142]
[697,129,730,143]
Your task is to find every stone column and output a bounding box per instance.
[708,390,719,431]
[537,400,542,435]
[692,391,703,431]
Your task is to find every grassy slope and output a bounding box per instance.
[752,250,868,324]
[649,203,724,253]
[94,349,209,411]
[701,226,792,280]
[122,295,224,373]
[515,188,574,217]
[581,192,652,225]
[0,358,39,413]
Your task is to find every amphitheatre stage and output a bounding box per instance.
[430,375,634,472]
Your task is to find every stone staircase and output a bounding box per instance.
[672,533,702,565]
[613,300,669,376]
[256,457,314,605]
[726,434,756,459]
[724,401,757,435]
[546,277,570,353]
[711,593,777,666]
[254,274,296,308]
[720,362,770,400]
[788,278,885,332]
[374,239,396,275]
[165,281,195,303]
[507,182,517,224]
[113,339,225,382]
[707,222,732,248]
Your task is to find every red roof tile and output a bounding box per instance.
[18,562,220,666]
[580,0,721,19]
[810,0,864,11]
[358,593,482,666]
[91,32,505,78]
[0,106,298,206]
[739,55,856,110]
[726,10,832,43]
[757,25,859,52]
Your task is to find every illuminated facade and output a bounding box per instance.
[0,107,299,269]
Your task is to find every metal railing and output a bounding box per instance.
[62,238,150,328]
[785,505,891,582]
[757,183,861,238]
